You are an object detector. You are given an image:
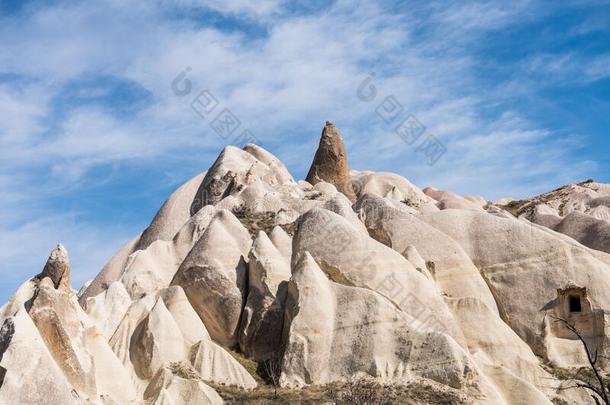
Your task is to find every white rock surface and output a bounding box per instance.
[280,253,482,393]
[2,127,609,404]
[171,209,252,347]
[352,171,438,213]
[143,366,223,405]
[239,231,290,361]
[190,339,257,389]
[0,309,76,404]
[422,209,610,368]
[293,207,466,345]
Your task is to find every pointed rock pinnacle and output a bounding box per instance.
[38,244,71,292]
[306,121,357,202]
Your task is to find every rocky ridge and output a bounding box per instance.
[497,180,610,254]
[0,123,609,404]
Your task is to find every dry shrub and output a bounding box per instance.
[329,377,398,405]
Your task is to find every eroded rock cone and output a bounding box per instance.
[37,244,71,292]
[306,121,357,202]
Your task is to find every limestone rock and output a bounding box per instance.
[29,276,137,403]
[243,144,295,186]
[553,211,610,254]
[82,325,138,403]
[38,244,71,292]
[292,207,466,345]
[190,145,293,214]
[4,130,610,404]
[353,193,498,312]
[29,301,97,398]
[447,297,550,390]
[353,171,438,213]
[130,297,187,380]
[217,179,303,226]
[403,245,434,280]
[0,309,76,404]
[464,195,487,207]
[476,362,553,405]
[159,286,210,346]
[306,122,357,202]
[422,209,610,366]
[322,190,368,232]
[138,171,208,250]
[423,187,484,211]
[143,366,223,405]
[171,209,252,347]
[501,180,610,255]
[109,293,158,388]
[119,205,221,301]
[84,281,132,339]
[239,231,290,361]
[268,225,292,262]
[280,253,479,391]
[1,254,138,404]
[110,286,256,391]
[161,288,256,388]
[190,340,257,389]
[493,197,515,206]
[120,239,181,299]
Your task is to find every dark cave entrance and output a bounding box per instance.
[569,295,582,313]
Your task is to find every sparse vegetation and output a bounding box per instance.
[232,205,278,238]
[208,377,470,404]
[258,354,283,399]
[328,377,397,405]
[549,316,610,405]
[168,361,200,379]
[401,197,420,209]
[500,198,531,217]
[232,205,297,237]
[498,179,600,218]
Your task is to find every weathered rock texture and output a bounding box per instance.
[306,121,357,202]
[37,244,71,291]
[0,123,609,404]
[497,179,610,254]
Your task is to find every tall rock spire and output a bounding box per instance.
[38,244,71,292]
[306,121,357,202]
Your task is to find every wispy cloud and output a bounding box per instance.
[0,0,608,298]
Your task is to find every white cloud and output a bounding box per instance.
[0,0,606,295]
[0,82,52,146]
[165,0,284,18]
[523,52,610,85]
[0,1,599,197]
[433,0,536,31]
[584,54,610,81]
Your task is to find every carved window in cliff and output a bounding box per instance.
[549,284,604,340]
[569,295,581,313]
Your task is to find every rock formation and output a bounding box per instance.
[497,179,610,253]
[0,122,608,404]
[37,244,71,291]
[306,121,357,202]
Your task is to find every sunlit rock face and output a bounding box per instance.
[306,121,357,202]
[496,180,610,253]
[1,122,608,404]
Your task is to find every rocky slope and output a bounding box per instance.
[1,122,609,404]
[497,180,610,254]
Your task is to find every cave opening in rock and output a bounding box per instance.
[569,295,582,313]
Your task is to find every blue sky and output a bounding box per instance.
[0,0,609,301]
